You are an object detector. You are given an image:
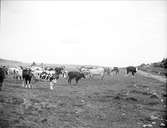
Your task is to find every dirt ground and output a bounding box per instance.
[0,70,166,128]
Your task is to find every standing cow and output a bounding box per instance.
[22,68,33,88]
[88,67,105,80]
[0,67,5,91]
[67,71,85,85]
[126,66,137,76]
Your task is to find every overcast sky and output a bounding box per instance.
[0,0,166,67]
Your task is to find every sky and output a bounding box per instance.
[0,0,167,67]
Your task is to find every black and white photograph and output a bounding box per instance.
[0,0,167,127]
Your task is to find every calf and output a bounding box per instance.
[67,71,85,85]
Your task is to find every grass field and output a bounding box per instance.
[0,69,166,128]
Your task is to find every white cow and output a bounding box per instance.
[8,67,22,80]
[87,67,105,80]
[32,70,43,79]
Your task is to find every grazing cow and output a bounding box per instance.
[0,67,5,91]
[67,71,85,85]
[88,67,105,80]
[22,68,33,88]
[111,67,119,74]
[126,66,137,76]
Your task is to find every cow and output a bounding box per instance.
[126,66,137,76]
[103,67,111,75]
[15,68,22,80]
[22,68,33,88]
[8,67,22,80]
[55,67,64,74]
[67,71,85,85]
[0,67,6,91]
[87,67,105,80]
[49,74,60,90]
[111,67,119,74]
[32,70,43,80]
[40,71,49,80]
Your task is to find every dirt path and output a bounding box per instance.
[138,70,166,83]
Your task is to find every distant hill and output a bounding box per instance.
[0,58,100,68]
[0,58,22,63]
[0,58,28,67]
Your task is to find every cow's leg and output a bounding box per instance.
[101,74,104,80]
[126,70,129,76]
[132,72,135,77]
[68,79,70,84]
[50,81,53,90]
[22,80,25,87]
[75,78,79,84]
[29,79,32,88]
[29,80,32,88]
[0,82,3,91]
[68,79,71,85]
[25,79,28,88]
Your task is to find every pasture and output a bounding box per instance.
[0,69,166,128]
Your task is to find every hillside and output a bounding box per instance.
[138,58,167,77]
[0,58,106,68]
[0,58,26,66]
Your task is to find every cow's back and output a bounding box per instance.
[89,68,104,74]
[126,66,137,74]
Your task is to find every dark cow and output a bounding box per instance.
[111,67,119,74]
[126,66,137,76]
[0,67,5,91]
[22,68,33,88]
[55,67,64,74]
[67,71,85,85]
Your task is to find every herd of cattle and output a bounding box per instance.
[0,65,137,90]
